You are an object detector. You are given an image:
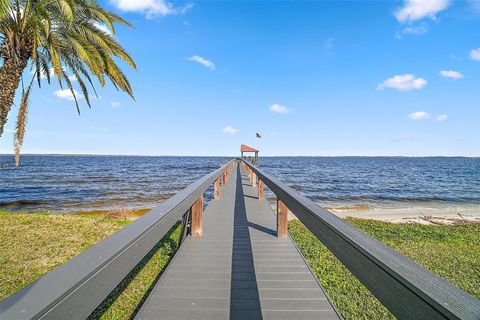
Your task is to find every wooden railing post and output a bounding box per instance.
[191,195,203,237]
[258,180,264,200]
[277,199,288,239]
[252,172,257,187]
[214,179,220,200]
[222,171,226,186]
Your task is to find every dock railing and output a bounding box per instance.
[0,160,236,320]
[241,159,480,320]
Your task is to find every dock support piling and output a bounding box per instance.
[214,179,220,200]
[191,195,203,237]
[258,180,264,200]
[277,199,288,239]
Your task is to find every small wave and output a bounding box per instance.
[289,184,304,191]
[0,200,50,207]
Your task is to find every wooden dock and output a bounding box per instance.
[135,163,341,320]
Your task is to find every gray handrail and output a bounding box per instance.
[0,159,235,320]
[242,160,480,320]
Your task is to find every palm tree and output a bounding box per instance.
[0,0,136,165]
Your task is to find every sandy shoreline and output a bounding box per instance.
[328,206,480,225]
[282,205,480,225]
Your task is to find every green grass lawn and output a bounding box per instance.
[1,211,478,320]
[289,218,480,320]
[0,211,181,320]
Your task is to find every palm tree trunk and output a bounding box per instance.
[0,42,31,138]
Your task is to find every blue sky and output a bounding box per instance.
[1,0,479,156]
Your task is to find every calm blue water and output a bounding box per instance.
[1,156,479,214]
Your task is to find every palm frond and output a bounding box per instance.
[0,0,10,19]
[14,76,35,167]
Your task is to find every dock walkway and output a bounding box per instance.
[135,163,341,320]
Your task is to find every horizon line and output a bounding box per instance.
[0,153,479,158]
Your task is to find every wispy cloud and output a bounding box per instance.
[389,135,415,142]
[324,37,334,50]
[440,70,464,79]
[436,114,448,122]
[222,125,238,134]
[468,0,480,14]
[396,23,429,38]
[270,104,291,113]
[110,0,193,18]
[394,0,450,23]
[111,101,122,108]
[409,111,430,120]
[470,48,480,61]
[187,55,216,70]
[377,74,427,91]
[54,89,81,101]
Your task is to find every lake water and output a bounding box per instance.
[1,156,479,216]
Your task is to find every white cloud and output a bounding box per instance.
[436,114,448,121]
[396,23,429,38]
[377,74,427,91]
[32,68,77,82]
[270,104,291,113]
[440,70,464,79]
[93,22,112,35]
[394,0,450,23]
[110,0,192,18]
[31,67,54,79]
[222,125,238,134]
[187,55,215,69]
[409,111,431,120]
[469,48,480,61]
[54,89,81,101]
[111,101,122,108]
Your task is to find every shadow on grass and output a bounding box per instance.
[88,221,181,320]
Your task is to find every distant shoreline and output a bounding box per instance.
[1,154,479,158]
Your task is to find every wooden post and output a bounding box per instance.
[222,171,226,186]
[277,199,288,239]
[252,172,257,187]
[258,180,264,200]
[191,195,203,237]
[214,179,220,200]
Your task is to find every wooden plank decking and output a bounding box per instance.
[135,164,341,320]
